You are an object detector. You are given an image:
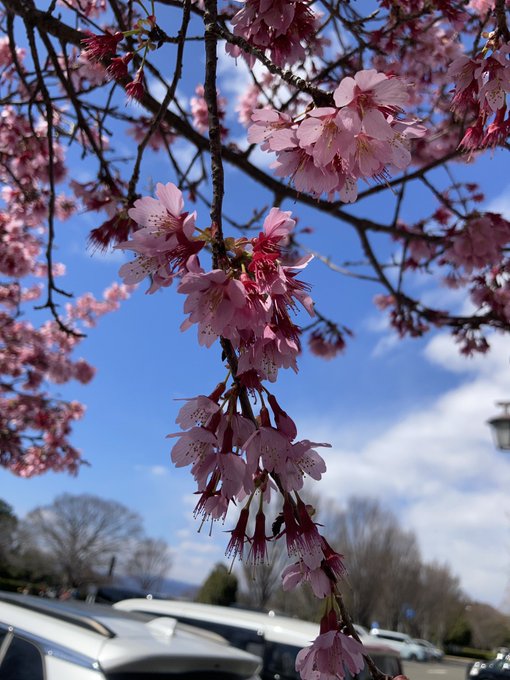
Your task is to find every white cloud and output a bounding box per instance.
[171,536,225,583]
[90,248,125,264]
[298,332,510,607]
[370,330,400,357]
[217,49,253,101]
[134,464,169,476]
[486,185,510,217]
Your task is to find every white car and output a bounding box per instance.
[412,638,444,661]
[0,592,262,680]
[369,627,428,661]
[115,599,404,680]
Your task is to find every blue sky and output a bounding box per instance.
[2,6,510,610]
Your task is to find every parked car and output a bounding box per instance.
[468,656,510,680]
[114,599,403,680]
[369,627,428,661]
[0,591,262,680]
[412,638,444,661]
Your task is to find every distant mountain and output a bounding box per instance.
[113,574,198,600]
[159,577,199,599]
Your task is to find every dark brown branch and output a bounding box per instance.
[204,0,227,267]
[127,0,192,202]
[24,17,82,336]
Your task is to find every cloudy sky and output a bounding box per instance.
[2,10,510,613]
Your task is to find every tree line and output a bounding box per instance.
[197,497,510,652]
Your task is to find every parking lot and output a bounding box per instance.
[403,658,471,680]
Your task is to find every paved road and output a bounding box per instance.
[403,658,471,680]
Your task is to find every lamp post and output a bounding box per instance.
[487,402,510,451]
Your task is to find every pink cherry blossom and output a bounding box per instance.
[117,182,202,292]
[333,69,409,113]
[81,31,123,62]
[179,268,247,346]
[169,426,217,468]
[282,560,333,598]
[244,424,292,476]
[445,213,510,273]
[281,440,329,492]
[191,84,228,139]
[228,0,321,67]
[226,506,250,560]
[247,510,269,564]
[176,395,221,429]
[295,627,365,680]
[250,70,423,202]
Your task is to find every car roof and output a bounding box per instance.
[0,592,261,675]
[116,599,316,646]
[114,599,398,654]
[371,628,410,638]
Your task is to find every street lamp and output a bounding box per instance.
[487,402,510,451]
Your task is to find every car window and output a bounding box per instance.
[262,640,371,680]
[0,635,44,680]
[376,634,399,642]
[371,653,402,677]
[263,640,302,680]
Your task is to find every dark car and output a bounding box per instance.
[468,656,510,680]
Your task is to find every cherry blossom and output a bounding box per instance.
[249,70,426,202]
[227,0,322,67]
[295,612,365,680]
[117,182,203,292]
[191,84,228,139]
[5,2,510,679]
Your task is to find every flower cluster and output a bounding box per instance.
[0,36,26,83]
[0,98,131,478]
[116,182,203,292]
[248,69,426,202]
[80,13,165,102]
[59,0,106,18]
[191,84,228,139]
[115,182,373,679]
[169,387,327,518]
[449,43,510,151]
[0,280,130,477]
[118,183,314,380]
[180,207,314,382]
[127,116,176,151]
[308,322,350,360]
[227,0,322,67]
[296,608,365,680]
[445,213,510,274]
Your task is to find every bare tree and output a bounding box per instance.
[413,562,465,642]
[325,497,421,629]
[240,539,289,610]
[25,494,143,586]
[464,603,510,650]
[373,526,422,631]
[126,538,173,592]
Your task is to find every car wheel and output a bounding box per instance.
[409,654,418,661]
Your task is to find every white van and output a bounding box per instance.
[369,628,427,661]
[114,599,403,680]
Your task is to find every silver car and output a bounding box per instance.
[0,592,262,680]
